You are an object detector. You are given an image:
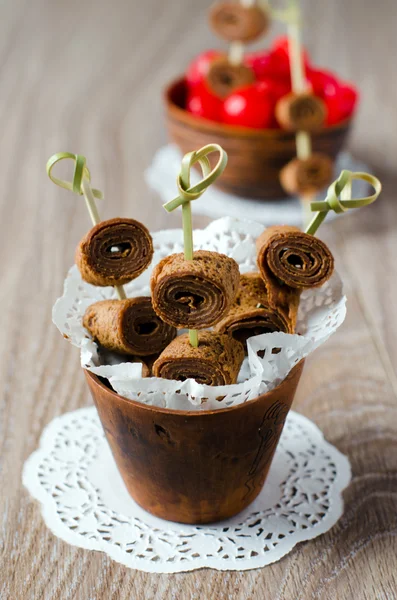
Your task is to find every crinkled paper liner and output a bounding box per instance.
[53,217,346,411]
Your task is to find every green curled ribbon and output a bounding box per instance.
[305,170,382,236]
[46,152,128,300]
[46,152,103,200]
[163,143,228,260]
[269,0,301,26]
[163,144,228,348]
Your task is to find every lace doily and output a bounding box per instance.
[52,217,346,410]
[145,146,369,226]
[23,406,351,572]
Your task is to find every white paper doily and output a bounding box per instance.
[52,217,346,410]
[145,145,369,226]
[23,406,351,573]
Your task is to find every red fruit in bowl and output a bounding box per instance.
[246,39,310,82]
[222,84,274,129]
[186,50,225,87]
[307,68,340,99]
[257,77,291,102]
[324,95,341,125]
[338,83,359,119]
[324,83,359,125]
[271,35,311,69]
[245,48,290,80]
[186,83,223,121]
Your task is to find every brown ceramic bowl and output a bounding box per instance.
[85,360,304,525]
[165,77,352,199]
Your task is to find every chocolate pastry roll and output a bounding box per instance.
[151,250,240,329]
[83,297,176,356]
[153,331,244,386]
[76,218,153,287]
[257,225,334,289]
[214,273,294,349]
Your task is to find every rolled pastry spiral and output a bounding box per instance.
[83,297,177,356]
[151,250,240,329]
[257,225,334,290]
[206,58,255,98]
[209,2,270,43]
[76,217,153,287]
[214,273,294,349]
[153,331,245,386]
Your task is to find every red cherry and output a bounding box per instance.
[255,78,291,128]
[245,50,273,79]
[324,82,359,125]
[271,35,311,69]
[257,77,291,101]
[246,48,290,80]
[338,83,359,119]
[324,96,341,125]
[186,83,223,121]
[246,42,310,82]
[222,84,274,129]
[186,50,225,87]
[307,68,340,99]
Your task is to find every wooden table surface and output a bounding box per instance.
[2,0,397,598]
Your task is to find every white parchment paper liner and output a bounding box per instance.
[53,217,346,410]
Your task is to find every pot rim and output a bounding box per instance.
[164,76,352,138]
[84,359,304,418]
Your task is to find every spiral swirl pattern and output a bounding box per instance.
[257,225,334,290]
[76,218,153,287]
[209,2,269,42]
[276,93,326,132]
[153,332,244,386]
[83,297,176,356]
[151,250,240,329]
[215,273,294,349]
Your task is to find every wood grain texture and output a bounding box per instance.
[1,0,397,598]
[85,362,303,524]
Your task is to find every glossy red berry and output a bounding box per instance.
[271,36,310,69]
[324,82,359,125]
[186,83,223,121]
[245,48,290,80]
[257,77,291,101]
[222,84,274,129]
[307,68,340,99]
[186,50,225,87]
[338,83,359,119]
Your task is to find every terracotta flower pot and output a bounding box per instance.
[164,77,352,200]
[85,360,304,524]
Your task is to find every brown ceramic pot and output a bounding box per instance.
[85,359,304,524]
[165,78,352,199]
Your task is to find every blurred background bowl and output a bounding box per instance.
[165,77,352,199]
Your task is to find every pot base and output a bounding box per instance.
[85,361,304,524]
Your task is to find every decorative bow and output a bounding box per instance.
[46,152,126,299]
[46,152,103,200]
[305,170,382,236]
[163,144,228,260]
[163,143,228,347]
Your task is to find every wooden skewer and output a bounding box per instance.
[80,178,126,300]
[228,0,257,66]
[285,0,315,228]
[47,152,126,300]
[163,144,228,347]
